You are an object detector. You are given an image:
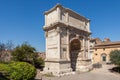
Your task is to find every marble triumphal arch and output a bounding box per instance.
[43,4,92,76]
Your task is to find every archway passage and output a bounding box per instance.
[70,39,81,71]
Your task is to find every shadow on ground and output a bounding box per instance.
[0,73,9,80]
[109,66,120,74]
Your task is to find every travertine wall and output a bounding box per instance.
[60,27,67,59]
[46,29,59,59]
[44,5,90,33]
[93,47,120,63]
[43,4,92,76]
[46,9,58,26]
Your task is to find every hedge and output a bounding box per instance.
[0,62,36,80]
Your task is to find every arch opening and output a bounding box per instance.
[70,39,81,71]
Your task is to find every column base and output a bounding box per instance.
[76,59,93,72]
[43,60,73,76]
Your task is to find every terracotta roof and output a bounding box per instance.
[91,37,120,48]
[94,41,120,49]
[95,41,120,46]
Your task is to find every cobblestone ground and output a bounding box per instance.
[36,64,120,80]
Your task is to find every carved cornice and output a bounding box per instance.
[45,59,70,63]
[43,21,91,35]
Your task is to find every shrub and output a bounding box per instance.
[11,43,45,69]
[110,50,120,67]
[34,58,44,69]
[11,43,36,63]
[0,62,36,80]
[0,63,10,80]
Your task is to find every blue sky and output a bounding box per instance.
[0,0,120,52]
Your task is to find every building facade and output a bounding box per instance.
[43,4,92,76]
[0,50,12,62]
[90,38,120,64]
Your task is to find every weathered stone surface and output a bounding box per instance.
[43,4,92,76]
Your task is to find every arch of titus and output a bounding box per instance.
[43,4,92,76]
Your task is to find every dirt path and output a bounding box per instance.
[37,64,120,80]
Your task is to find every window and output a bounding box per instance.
[101,53,107,62]
[102,56,106,61]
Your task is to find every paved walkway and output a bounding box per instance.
[37,64,120,80]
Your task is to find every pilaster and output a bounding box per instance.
[82,38,85,59]
[87,39,90,59]
[66,12,69,23]
[57,27,61,59]
[57,7,61,21]
[45,15,47,26]
[67,29,70,61]
[45,31,48,59]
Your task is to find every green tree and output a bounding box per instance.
[110,50,120,66]
[34,57,44,69]
[0,41,14,52]
[12,43,44,69]
[5,40,14,51]
[0,42,6,52]
[12,43,37,64]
